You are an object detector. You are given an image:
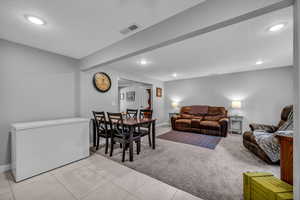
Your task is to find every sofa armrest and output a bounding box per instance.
[171,115,181,129]
[249,123,277,132]
[219,118,229,123]
[219,118,229,137]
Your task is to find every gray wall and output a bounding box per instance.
[164,67,294,131]
[80,64,165,124]
[0,39,80,166]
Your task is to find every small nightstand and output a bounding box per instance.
[169,112,179,124]
[229,116,243,134]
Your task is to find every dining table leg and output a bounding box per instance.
[152,120,156,149]
[129,126,134,161]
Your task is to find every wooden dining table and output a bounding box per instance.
[91,118,156,161]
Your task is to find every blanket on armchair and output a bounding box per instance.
[253,131,280,162]
[254,111,293,163]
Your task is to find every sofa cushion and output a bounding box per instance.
[181,106,192,114]
[180,105,208,115]
[200,121,220,128]
[189,105,208,115]
[207,106,226,116]
[180,114,200,119]
[191,118,202,128]
[175,119,191,129]
[204,115,225,121]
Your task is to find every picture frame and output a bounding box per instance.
[156,87,162,97]
[126,91,135,102]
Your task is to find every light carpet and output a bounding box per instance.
[96,125,279,200]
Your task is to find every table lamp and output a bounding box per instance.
[231,100,241,109]
[172,102,179,108]
[231,100,242,116]
[171,101,179,112]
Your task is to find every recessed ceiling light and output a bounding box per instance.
[268,23,285,32]
[256,60,264,65]
[172,73,177,77]
[138,59,148,66]
[25,15,46,25]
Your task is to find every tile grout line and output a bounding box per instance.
[78,177,112,200]
[170,189,179,200]
[51,173,80,200]
[51,164,109,200]
[66,163,123,200]
[83,161,138,198]
[112,177,148,200]
[110,181,143,200]
[84,156,147,200]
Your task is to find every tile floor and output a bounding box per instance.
[0,153,203,200]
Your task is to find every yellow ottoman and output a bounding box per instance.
[243,172,273,200]
[243,172,293,200]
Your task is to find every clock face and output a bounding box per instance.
[93,72,111,92]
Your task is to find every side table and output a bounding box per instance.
[229,116,243,134]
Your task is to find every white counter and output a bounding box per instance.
[11,118,90,182]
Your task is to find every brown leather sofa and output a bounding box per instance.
[171,105,229,137]
[243,105,293,164]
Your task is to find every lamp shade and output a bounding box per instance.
[171,102,179,108]
[231,100,242,109]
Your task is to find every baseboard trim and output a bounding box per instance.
[156,122,169,127]
[0,164,11,173]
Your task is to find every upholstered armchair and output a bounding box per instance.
[249,124,278,133]
[243,105,293,164]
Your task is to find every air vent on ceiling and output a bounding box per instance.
[120,24,140,35]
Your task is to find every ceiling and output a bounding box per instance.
[0,0,204,58]
[108,7,293,81]
[118,78,152,88]
[81,0,288,69]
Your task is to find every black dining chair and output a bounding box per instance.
[92,111,110,154]
[107,112,141,162]
[138,109,153,147]
[126,109,138,119]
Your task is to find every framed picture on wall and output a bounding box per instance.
[156,87,162,97]
[126,91,135,102]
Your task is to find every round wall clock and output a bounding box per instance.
[93,72,111,92]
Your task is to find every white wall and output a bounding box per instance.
[80,64,165,124]
[0,39,80,166]
[164,67,294,131]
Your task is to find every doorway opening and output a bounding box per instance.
[118,78,153,113]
